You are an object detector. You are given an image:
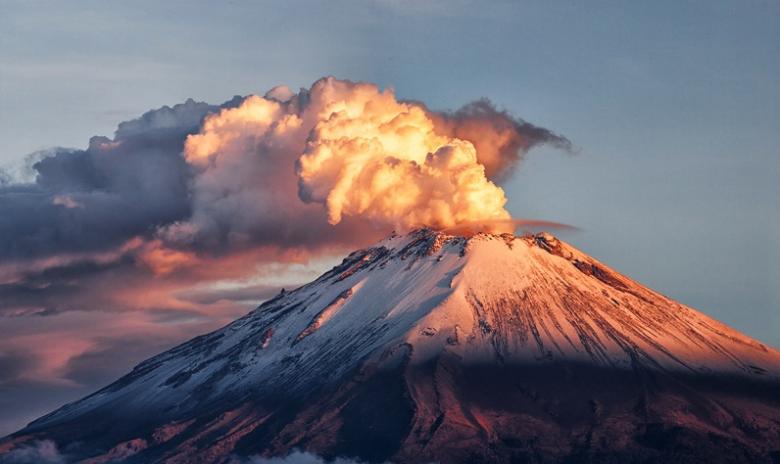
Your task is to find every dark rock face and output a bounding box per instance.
[241,362,780,464]
[7,355,779,463]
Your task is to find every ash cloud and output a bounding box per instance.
[431,98,572,180]
[1,77,568,270]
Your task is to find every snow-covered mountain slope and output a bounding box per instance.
[4,229,780,463]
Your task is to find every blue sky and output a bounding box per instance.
[0,0,778,434]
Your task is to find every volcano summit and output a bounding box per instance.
[3,229,780,463]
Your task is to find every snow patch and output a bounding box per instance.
[295,287,356,343]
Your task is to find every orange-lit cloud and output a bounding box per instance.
[51,195,82,209]
[136,240,199,276]
[178,77,566,238]
[297,80,509,231]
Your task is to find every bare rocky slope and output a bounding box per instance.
[3,229,780,463]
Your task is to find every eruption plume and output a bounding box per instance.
[296,82,510,231]
[183,77,568,237]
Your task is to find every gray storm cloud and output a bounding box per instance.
[0,99,219,262]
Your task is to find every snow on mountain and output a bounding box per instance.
[3,229,780,463]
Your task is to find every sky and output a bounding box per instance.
[1,0,779,437]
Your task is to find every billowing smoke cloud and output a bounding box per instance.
[178,77,569,241]
[1,76,568,268]
[0,77,569,435]
[296,82,509,230]
[431,98,572,180]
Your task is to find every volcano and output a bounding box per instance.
[3,229,780,463]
